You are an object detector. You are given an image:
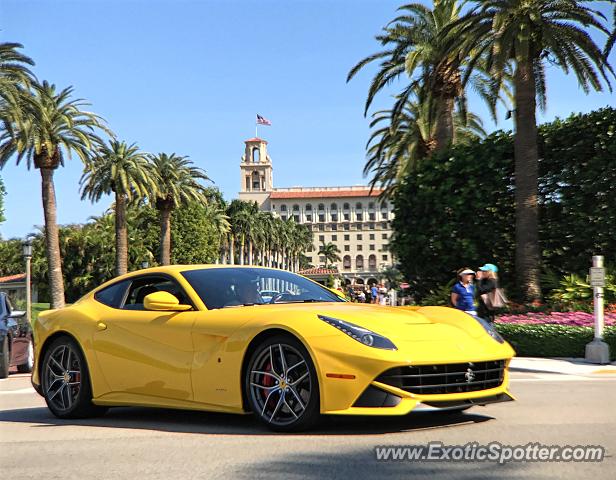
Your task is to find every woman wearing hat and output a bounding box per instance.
[451,268,477,316]
[476,263,499,322]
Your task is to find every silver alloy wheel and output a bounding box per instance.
[249,343,311,427]
[43,344,82,412]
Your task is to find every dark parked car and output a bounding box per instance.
[0,292,34,378]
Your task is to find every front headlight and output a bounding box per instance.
[475,316,504,343]
[318,315,397,350]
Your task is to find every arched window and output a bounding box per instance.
[305,204,312,211]
[368,254,377,269]
[280,204,287,212]
[356,255,364,269]
[292,204,300,212]
[343,203,350,210]
[355,202,363,210]
[343,255,351,270]
[251,171,260,190]
[380,202,388,210]
[330,203,338,211]
[318,203,325,211]
[252,147,260,163]
[368,202,375,210]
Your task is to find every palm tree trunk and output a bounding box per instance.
[239,236,245,265]
[159,206,172,265]
[115,192,128,276]
[229,234,235,265]
[434,95,455,151]
[40,167,65,309]
[248,241,253,265]
[513,60,541,301]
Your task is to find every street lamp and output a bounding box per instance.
[22,240,33,324]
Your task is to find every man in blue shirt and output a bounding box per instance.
[451,268,477,316]
[370,284,378,304]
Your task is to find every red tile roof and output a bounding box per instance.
[298,267,338,276]
[0,273,26,283]
[270,189,382,199]
[244,137,267,144]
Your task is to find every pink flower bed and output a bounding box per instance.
[496,311,616,327]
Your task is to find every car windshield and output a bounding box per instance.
[181,267,344,310]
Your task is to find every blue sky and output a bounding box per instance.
[1,0,614,239]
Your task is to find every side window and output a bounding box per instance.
[122,276,191,311]
[94,280,130,308]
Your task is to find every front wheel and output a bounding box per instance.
[17,341,34,373]
[41,336,107,418]
[245,335,320,432]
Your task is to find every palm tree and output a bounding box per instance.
[348,1,486,150]
[451,0,614,300]
[149,153,210,265]
[0,81,109,308]
[318,242,341,269]
[0,42,34,106]
[80,140,156,276]
[365,96,485,198]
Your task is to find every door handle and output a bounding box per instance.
[97,322,107,331]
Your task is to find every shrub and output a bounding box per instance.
[494,323,616,360]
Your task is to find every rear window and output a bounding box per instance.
[94,280,130,308]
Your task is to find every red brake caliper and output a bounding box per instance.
[262,361,273,402]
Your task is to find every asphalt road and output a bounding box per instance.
[1,370,615,480]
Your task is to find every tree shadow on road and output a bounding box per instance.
[0,406,494,436]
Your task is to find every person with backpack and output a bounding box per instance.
[476,263,506,323]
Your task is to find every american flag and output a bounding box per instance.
[256,114,272,126]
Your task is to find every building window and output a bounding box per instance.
[252,147,260,162]
[318,203,325,211]
[332,235,337,241]
[357,245,363,251]
[368,202,375,209]
[369,213,375,221]
[319,256,326,263]
[356,255,364,269]
[306,214,313,222]
[331,214,338,222]
[318,214,325,222]
[343,255,351,270]
[331,224,338,231]
[382,212,388,220]
[293,215,300,223]
[382,254,388,261]
[280,204,287,212]
[369,244,375,251]
[369,233,375,240]
[305,204,312,211]
[344,245,350,251]
[292,204,300,212]
[369,254,377,269]
[355,202,363,210]
[306,257,312,263]
[355,223,362,230]
[245,177,251,190]
[356,213,363,221]
[343,202,350,210]
[319,235,325,242]
[252,171,261,190]
[344,234,350,241]
[281,215,287,221]
[308,245,314,252]
[357,234,363,240]
[381,202,388,210]
[382,233,388,239]
[343,213,350,221]
[318,224,324,231]
[331,203,338,211]
[381,222,388,229]
[343,224,350,231]
[369,223,375,230]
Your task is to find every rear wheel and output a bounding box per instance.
[245,335,320,432]
[0,336,9,379]
[17,341,34,373]
[41,336,107,418]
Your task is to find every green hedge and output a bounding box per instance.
[495,323,616,360]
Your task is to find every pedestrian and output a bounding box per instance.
[476,263,503,323]
[370,284,378,304]
[451,268,477,316]
[358,290,366,303]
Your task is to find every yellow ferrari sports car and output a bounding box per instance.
[32,265,515,431]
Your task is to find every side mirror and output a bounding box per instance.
[143,291,192,312]
[328,287,347,300]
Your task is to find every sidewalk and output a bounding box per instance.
[510,357,616,376]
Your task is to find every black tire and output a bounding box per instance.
[17,340,34,373]
[0,336,9,379]
[41,336,107,419]
[245,334,320,432]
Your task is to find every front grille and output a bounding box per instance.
[376,360,506,395]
